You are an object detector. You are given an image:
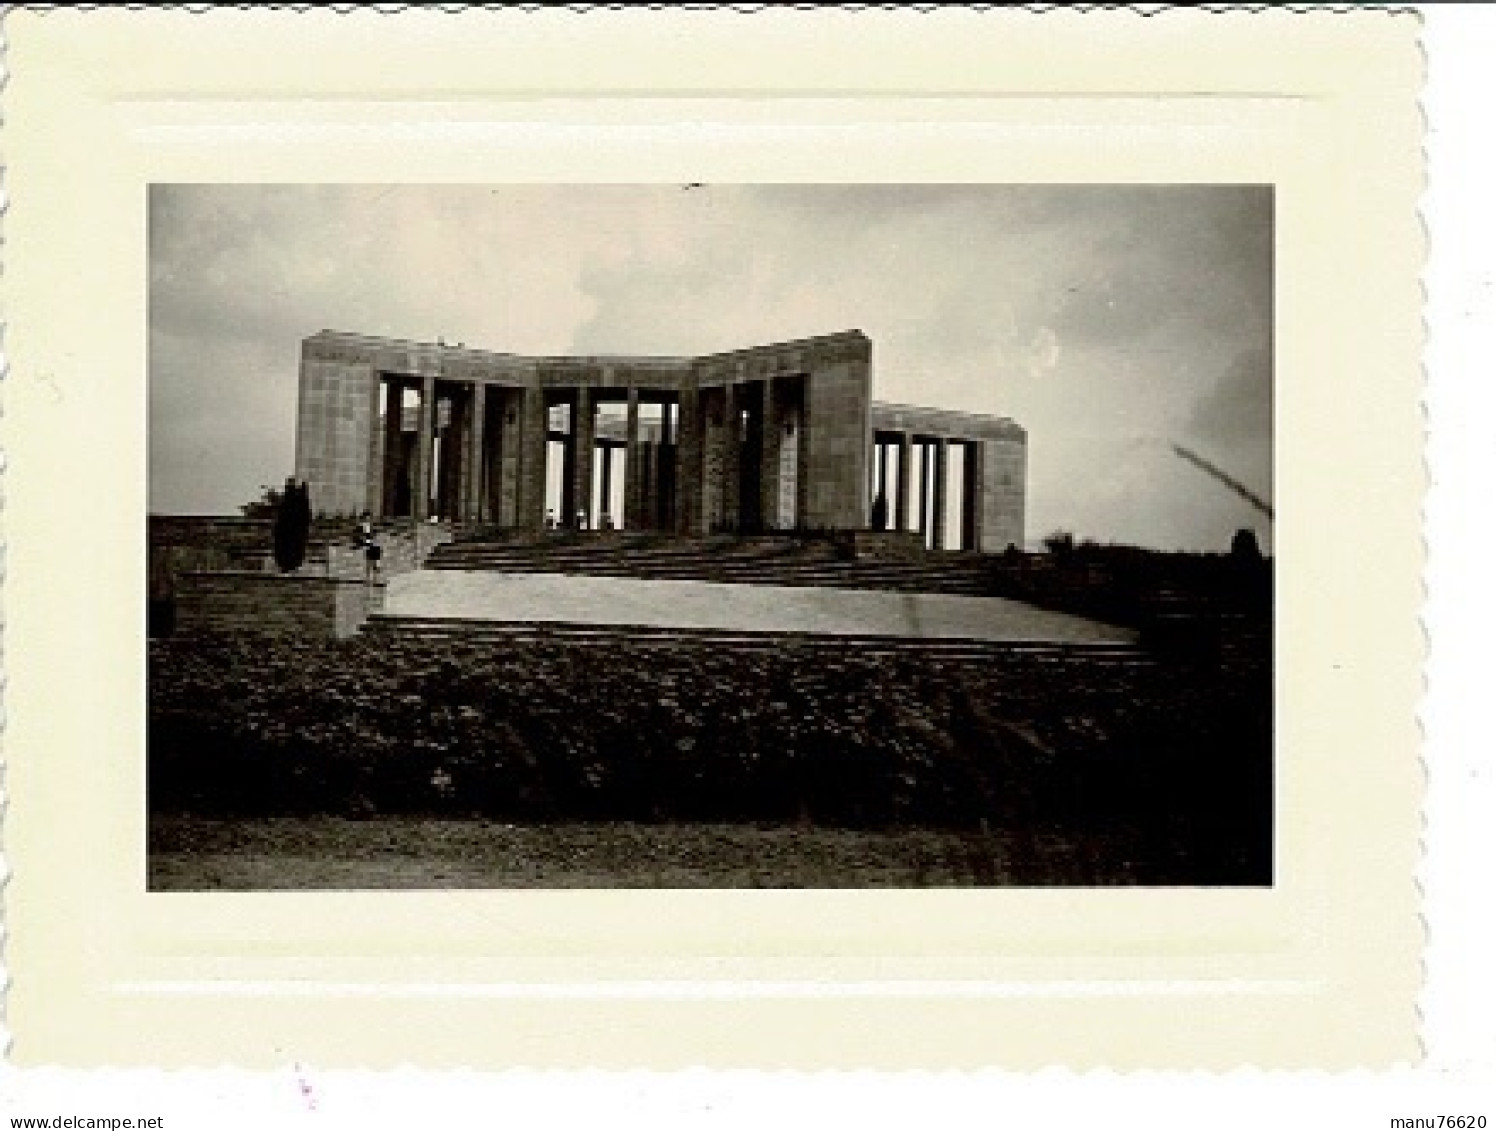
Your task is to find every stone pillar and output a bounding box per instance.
[624,387,642,530]
[517,386,549,531]
[381,378,404,519]
[794,393,810,533]
[676,384,701,535]
[494,389,519,527]
[599,444,617,526]
[931,437,950,550]
[721,383,741,531]
[964,439,984,552]
[366,369,385,517]
[758,378,780,531]
[572,386,595,528]
[440,391,464,522]
[413,374,436,521]
[466,382,487,523]
[915,441,931,543]
[876,440,891,529]
[702,387,729,532]
[895,432,912,533]
[485,389,505,523]
[659,396,677,531]
[778,400,801,531]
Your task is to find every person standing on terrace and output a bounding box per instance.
[357,511,382,583]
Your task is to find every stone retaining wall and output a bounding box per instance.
[175,571,385,639]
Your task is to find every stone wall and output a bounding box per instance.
[175,571,385,639]
[980,434,1027,553]
[801,355,871,530]
[295,340,379,517]
[154,516,452,581]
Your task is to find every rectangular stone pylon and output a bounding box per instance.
[721,383,741,531]
[931,437,950,550]
[876,440,891,529]
[916,441,931,543]
[624,387,641,530]
[413,374,436,521]
[466,382,487,523]
[366,368,385,517]
[676,385,701,535]
[759,378,780,531]
[517,387,549,531]
[493,385,511,523]
[572,387,595,528]
[964,439,984,552]
[896,432,912,533]
[381,378,404,518]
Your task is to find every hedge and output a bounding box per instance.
[149,631,1271,882]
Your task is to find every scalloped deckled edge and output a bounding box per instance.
[0,1,1427,1079]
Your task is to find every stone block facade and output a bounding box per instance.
[869,402,1027,552]
[294,348,378,518]
[292,329,1024,551]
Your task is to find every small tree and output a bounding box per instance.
[1228,526,1270,614]
[1230,527,1263,563]
[239,483,283,520]
[1042,530,1075,559]
[272,478,312,572]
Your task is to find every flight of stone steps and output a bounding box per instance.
[360,612,1156,668]
[424,531,1000,596]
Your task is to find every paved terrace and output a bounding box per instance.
[383,570,1135,644]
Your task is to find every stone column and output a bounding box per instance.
[381,378,404,519]
[366,369,385,517]
[600,444,617,527]
[931,437,950,550]
[517,386,549,531]
[895,432,912,533]
[440,391,464,522]
[623,387,642,530]
[916,441,931,543]
[494,388,519,527]
[876,440,891,530]
[676,384,701,535]
[758,378,780,531]
[413,374,436,521]
[486,388,506,524]
[964,439,985,552]
[721,383,741,531]
[466,382,487,523]
[572,386,595,528]
[794,394,810,533]
[659,396,677,530]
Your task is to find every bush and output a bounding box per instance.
[148,629,1271,880]
[272,480,312,572]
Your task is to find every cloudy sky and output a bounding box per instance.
[150,183,1272,551]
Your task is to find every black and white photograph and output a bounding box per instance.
[147,183,1275,890]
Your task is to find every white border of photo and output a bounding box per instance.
[1,7,1422,1069]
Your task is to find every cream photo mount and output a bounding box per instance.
[1,8,1422,1067]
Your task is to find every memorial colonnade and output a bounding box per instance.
[294,330,1025,552]
[295,329,876,537]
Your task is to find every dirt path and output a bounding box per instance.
[148,815,1145,889]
